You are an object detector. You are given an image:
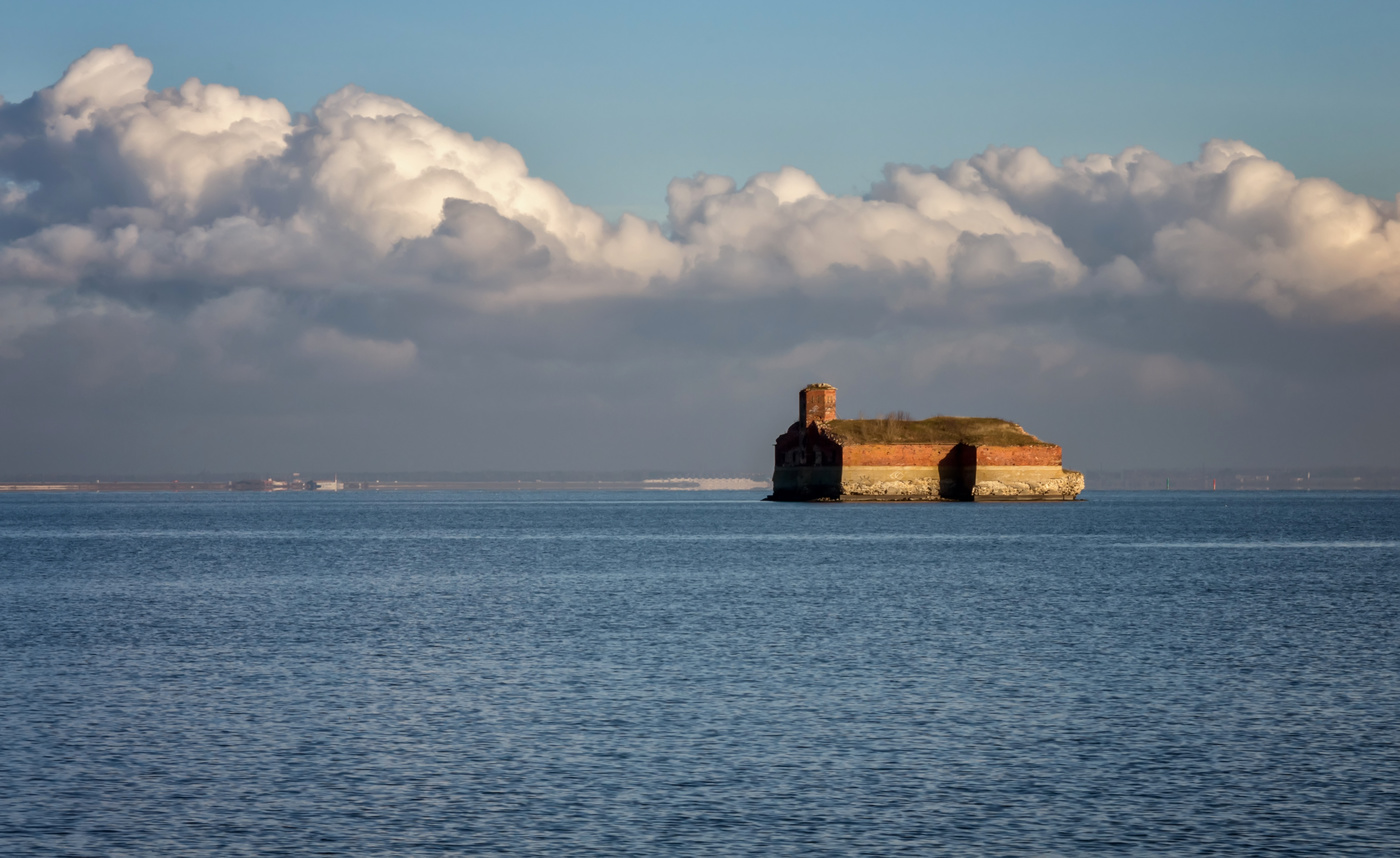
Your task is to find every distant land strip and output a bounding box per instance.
[0,478,773,493]
[2,469,1398,492]
[1080,468,1400,491]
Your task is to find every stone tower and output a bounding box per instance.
[799,383,837,425]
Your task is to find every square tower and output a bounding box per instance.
[800,383,837,425]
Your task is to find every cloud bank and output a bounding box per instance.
[3,46,1398,474]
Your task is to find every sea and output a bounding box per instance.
[1,491,1397,856]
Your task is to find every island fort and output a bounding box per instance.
[769,384,1084,502]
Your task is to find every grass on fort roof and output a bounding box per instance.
[825,414,1052,446]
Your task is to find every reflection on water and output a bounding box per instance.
[2,491,1398,855]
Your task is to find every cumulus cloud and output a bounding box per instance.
[2,45,1399,473]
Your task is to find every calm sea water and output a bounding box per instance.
[2,491,1397,856]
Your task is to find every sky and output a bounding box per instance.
[2,1,1399,476]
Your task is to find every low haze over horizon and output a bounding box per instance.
[3,2,1400,476]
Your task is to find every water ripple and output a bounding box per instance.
[2,491,1398,855]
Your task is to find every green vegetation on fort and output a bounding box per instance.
[825,415,1051,446]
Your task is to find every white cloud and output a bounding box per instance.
[939,140,1400,319]
[7,45,1400,320]
[3,45,1400,472]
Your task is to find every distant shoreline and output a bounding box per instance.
[3,468,1399,493]
[0,479,774,493]
[4,482,1400,494]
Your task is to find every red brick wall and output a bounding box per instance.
[799,387,837,424]
[974,445,1062,466]
[778,436,1062,471]
[816,443,1060,467]
[841,444,960,467]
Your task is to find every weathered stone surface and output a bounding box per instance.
[840,472,945,498]
[970,470,1085,500]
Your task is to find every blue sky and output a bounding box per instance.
[5,0,1397,222]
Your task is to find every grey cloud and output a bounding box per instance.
[2,45,1399,475]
